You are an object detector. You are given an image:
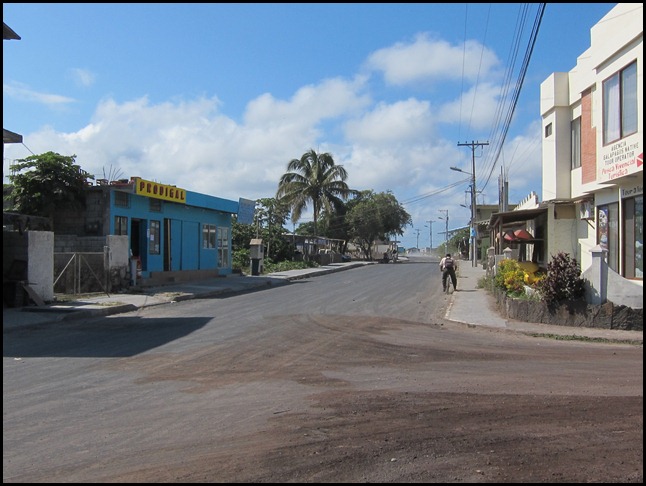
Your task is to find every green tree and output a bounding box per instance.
[295,221,317,236]
[276,149,352,236]
[254,197,291,262]
[346,190,412,260]
[7,151,93,220]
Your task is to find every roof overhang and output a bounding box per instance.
[488,206,548,227]
[3,23,21,40]
[3,128,23,144]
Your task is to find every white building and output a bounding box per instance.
[539,3,642,305]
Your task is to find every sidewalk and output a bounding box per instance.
[448,262,643,344]
[3,259,642,344]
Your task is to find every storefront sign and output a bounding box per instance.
[621,184,643,198]
[133,177,186,203]
[599,135,642,183]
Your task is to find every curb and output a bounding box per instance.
[56,304,139,321]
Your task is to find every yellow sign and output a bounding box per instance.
[133,177,186,203]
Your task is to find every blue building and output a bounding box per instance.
[55,176,240,280]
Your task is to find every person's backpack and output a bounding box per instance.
[444,257,454,269]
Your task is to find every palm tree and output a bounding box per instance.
[276,149,352,236]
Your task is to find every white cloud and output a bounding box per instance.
[365,33,500,86]
[244,76,371,127]
[438,82,503,131]
[344,98,433,145]
[503,120,543,201]
[3,29,540,239]
[3,81,76,106]
[69,68,96,88]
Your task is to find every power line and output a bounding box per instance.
[400,177,471,206]
[480,3,546,195]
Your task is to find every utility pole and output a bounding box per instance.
[438,209,448,253]
[425,220,434,252]
[458,140,489,267]
[498,166,509,212]
[414,228,421,249]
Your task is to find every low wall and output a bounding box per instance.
[494,288,643,331]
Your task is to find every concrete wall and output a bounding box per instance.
[106,235,129,269]
[583,246,643,309]
[3,230,54,303]
[27,231,54,301]
[106,235,131,291]
[546,206,577,261]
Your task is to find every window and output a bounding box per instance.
[597,204,619,272]
[149,198,162,212]
[603,61,637,145]
[623,195,643,279]
[149,220,161,255]
[544,122,552,138]
[115,216,128,235]
[570,117,581,169]
[203,223,216,249]
[217,226,230,268]
[114,191,130,207]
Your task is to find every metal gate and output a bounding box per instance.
[53,251,109,296]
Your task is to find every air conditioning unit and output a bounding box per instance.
[579,200,593,220]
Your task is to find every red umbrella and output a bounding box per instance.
[514,229,533,240]
[503,231,517,242]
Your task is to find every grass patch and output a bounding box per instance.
[527,332,642,345]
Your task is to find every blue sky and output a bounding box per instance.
[3,3,617,250]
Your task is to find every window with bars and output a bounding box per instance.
[149,198,162,212]
[114,191,130,208]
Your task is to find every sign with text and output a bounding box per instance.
[133,177,186,203]
[598,134,642,183]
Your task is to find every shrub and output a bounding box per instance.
[494,259,526,297]
[538,252,585,306]
[262,259,319,274]
[232,248,250,272]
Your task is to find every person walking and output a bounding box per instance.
[439,253,457,292]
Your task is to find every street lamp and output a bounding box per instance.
[451,165,477,267]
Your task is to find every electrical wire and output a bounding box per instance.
[480,3,546,194]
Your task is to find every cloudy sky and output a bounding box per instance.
[3,3,617,249]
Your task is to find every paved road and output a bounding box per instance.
[5,256,641,343]
[3,261,642,482]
